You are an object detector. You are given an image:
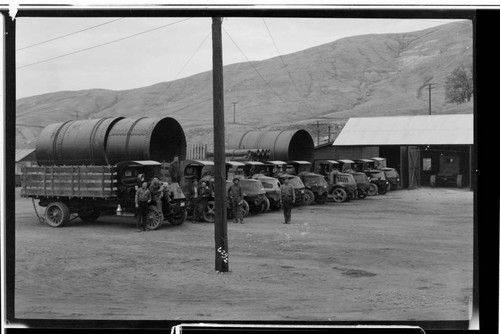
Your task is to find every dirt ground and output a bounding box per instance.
[13,186,474,323]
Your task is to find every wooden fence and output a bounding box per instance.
[187,144,209,160]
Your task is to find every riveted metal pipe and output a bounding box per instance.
[231,130,314,162]
[35,116,186,166]
[36,117,123,166]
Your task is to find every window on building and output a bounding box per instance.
[422,158,432,171]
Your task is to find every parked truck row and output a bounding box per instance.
[21,116,401,229]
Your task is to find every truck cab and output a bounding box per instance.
[252,174,282,210]
[116,160,187,227]
[316,160,357,203]
[430,154,463,188]
[354,159,390,195]
[225,161,246,181]
[242,161,265,178]
[287,161,328,205]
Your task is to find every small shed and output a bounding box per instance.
[15,148,37,186]
[317,114,474,189]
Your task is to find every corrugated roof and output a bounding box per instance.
[15,148,36,162]
[333,114,473,146]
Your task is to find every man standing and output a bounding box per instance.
[149,177,163,218]
[135,181,151,232]
[228,177,244,224]
[189,178,199,222]
[280,178,296,224]
[194,181,212,222]
[169,155,181,183]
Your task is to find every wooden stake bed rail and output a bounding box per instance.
[21,165,118,199]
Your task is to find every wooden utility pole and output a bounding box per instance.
[424,83,437,115]
[212,17,229,272]
[307,122,330,146]
[316,121,320,145]
[232,102,237,123]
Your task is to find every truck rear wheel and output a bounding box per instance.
[203,200,216,223]
[145,206,163,230]
[378,185,388,195]
[169,209,186,225]
[45,201,70,227]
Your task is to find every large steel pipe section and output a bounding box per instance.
[36,117,123,166]
[36,116,186,166]
[106,116,186,164]
[234,130,314,162]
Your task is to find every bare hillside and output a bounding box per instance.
[16,21,473,149]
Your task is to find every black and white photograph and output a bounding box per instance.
[3,3,488,333]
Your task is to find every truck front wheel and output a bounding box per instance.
[302,189,315,205]
[145,206,163,230]
[45,201,70,227]
[331,188,347,203]
[315,193,327,204]
[260,197,270,213]
[169,207,187,225]
[367,183,378,196]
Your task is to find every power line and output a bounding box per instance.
[16,17,193,70]
[16,17,125,51]
[222,26,296,114]
[156,31,211,107]
[262,18,314,116]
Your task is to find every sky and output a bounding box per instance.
[14,15,465,99]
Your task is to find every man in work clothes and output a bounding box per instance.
[280,178,296,224]
[189,178,199,222]
[149,177,163,218]
[135,181,151,231]
[169,155,181,183]
[228,177,244,224]
[194,181,212,222]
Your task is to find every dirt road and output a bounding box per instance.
[13,187,473,322]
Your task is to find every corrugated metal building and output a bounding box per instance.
[15,148,37,186]
[314,114,474,189]
[15,148,36,172]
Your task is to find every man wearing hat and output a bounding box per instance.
[169,155,181,183]
[228,177,244,224]
[280,178,296,224]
